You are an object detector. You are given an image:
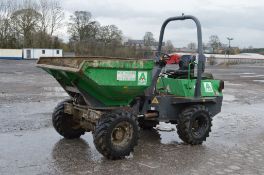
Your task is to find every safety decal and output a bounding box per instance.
[151,97,159,104]
[203,82,214,93]
[138,71,147,85]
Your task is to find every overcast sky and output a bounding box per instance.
[59,0,264,48]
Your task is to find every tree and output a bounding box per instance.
[49,0,64,36]
[143,32,155,46]
[187,42,196,51]
[9,0,42,47]
[0,0,17,48]
[67,11,125,56]
[39,0,64,36]
[11,7,42,47]
[209,35,222,53]
[38,0,64,47]
[248,45,253,49]
[68,11,99,42]
[0,0,64,49]
[52,36,62,48]
[164,40,174,53]
[97,25,122,46]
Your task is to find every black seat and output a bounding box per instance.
[166,55,196,79]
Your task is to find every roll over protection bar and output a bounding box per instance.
[155,15,205,98]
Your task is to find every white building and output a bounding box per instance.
[0,49,23,60]
[23,48,63,59]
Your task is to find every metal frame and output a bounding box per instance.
[148,96,223,122]
[137,15,223,121]
[153,15,206,98]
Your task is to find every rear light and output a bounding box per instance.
[219,80,224,92]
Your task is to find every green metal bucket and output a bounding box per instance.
[37,57,154,106]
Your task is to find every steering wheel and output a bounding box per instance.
[158,52,171,60]
[155,52,171,66]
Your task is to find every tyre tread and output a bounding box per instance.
[176,105,212,145]
[93,110,139,160]
[52,99,85,139]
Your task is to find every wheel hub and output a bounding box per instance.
[113,128,125,141]
[191,115,207,137]
[111,121,133,146]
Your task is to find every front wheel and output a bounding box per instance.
[93,110,139,160]
[52,99,85,139]
[176,105,212,145]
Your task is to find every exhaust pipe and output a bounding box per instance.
[138,112,158,119]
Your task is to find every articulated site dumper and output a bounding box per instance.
[37,15,224,160]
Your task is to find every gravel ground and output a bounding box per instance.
[0,60,264,175]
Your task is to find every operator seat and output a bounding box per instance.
[166,55,196,79]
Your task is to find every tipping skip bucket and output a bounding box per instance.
[37,57,154,106]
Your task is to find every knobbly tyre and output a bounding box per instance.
[37,15,224,160]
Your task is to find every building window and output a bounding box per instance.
[42,50,45,54]
[56,50,60,54]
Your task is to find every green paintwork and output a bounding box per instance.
[38,57,222,107]
[38,58,154,106]
[156,77,223,97]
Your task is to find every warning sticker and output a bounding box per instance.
[203,82,214,93]
[117,71,136,81]
[138,71,147,85]
[151,97,159,104]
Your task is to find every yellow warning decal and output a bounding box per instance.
[151,97,159,104]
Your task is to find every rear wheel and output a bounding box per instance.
[52,99,85,139]
[93,110,139,160]
[176,105,212,145]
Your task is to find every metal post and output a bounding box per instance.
[227,37,233,58]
